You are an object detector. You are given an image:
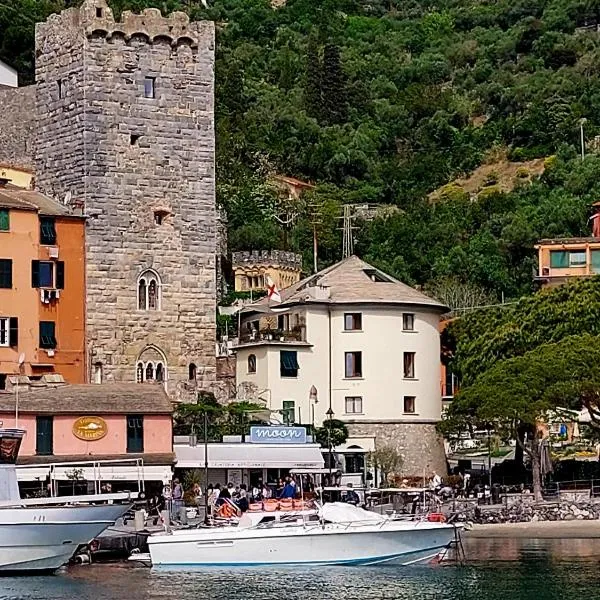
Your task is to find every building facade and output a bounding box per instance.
[234,256,448,478]
[232,250,302,293]
[535,238,600,287]
[0,59,17,88]
[0,181,86,387]
[34,0,217,399]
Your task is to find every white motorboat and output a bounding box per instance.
[144,502,459,568]
[0,428,134,573]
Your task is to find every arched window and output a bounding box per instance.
[93,362,103,384]
[189,363,197,381]
[248,354,257,374]
[136,362,144,383]
[145,362,155,381]
[156,362,164,382]
[137,269,161,311]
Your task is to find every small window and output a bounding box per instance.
[189,363,197,381]
[403,352,415,379]
[0,259,12,288]
[39,262,54,287]
[57,79,64,99]
[280,350,299,378]
[569,251,587,267]
[363,268,391,282]
[130,134,141,146]
[282,400,295,425]
[136,362,144,383]
[0,318,8,347]
[39,321,57,349]
[145,362,154,381]
[127,416,144,453]
[345,396,363,414]
[403,313,415,331]
[154,210,170,225]
[144,77,156,99]
[156,362,164,382]
[96,7,103,17]
[248,354,257,374]
[344,313,362,331]
[40,217,56,245]
[138,270,161,311]
[345,351,362,378]
[0,209,9,231]
[550,250,568,268]
[93,362,103,384]
[403,396,416,414]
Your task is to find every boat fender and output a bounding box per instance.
[74,554,91,564]
[427,513,446,523]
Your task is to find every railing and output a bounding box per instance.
[238,328,306,344]
[16,457,146,497]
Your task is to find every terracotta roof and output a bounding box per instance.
[0,383,173,415]
[0,183,74,216]
[272,175,315,189]
[17,452,175,466]
[244,255,447,312]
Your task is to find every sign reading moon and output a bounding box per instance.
[73,416,108,441]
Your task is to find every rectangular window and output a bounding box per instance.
[36,416,54,456]
[403,313,415,331]
[127,416,144,453]
[0,318,16,347]
[344,313,362,331]
[550,250,569,268]
[0,259,12,288]
[345,351,363,378]
[280,350,299,378]
[0,318,8,347]
[403,352,415,378]
[0,209,8,231]
[592,250,600,274]
[345,396,363,414]
[403,396,416,414]
[569,251,587,267]
[32,260,64,289]
[282,400,295,425]
[39,261,54,287]
[39,321,57,349]
[57,79,63,99]
[278,313,291,330]
[40,217,56,245]
[144,77,156,99]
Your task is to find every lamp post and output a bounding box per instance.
[326,407,334,480]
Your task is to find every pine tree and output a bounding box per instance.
[321,44,348,125]
[303,34,322,121]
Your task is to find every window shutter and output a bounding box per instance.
[31,260,40,288]
[0,209,9,231]
[9,318,18,347]
[56,261,65,289]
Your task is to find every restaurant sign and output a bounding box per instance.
[73,416,108,441]
[249,426,306,444]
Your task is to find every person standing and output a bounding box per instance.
[172,478,183,521]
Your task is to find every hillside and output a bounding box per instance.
[3,0,600,304]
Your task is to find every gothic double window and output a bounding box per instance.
[138,270,161,311]
[136,360,165,383]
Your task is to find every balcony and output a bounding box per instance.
[236,326,308,347]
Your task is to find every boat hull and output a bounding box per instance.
[0,504,130,573]
[148,521,457,568]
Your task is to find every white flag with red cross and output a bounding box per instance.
[266,275,282,303]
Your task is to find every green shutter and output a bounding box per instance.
[550,251,569,268]
[281,351,299,370]
[0,209,9,231]
[56,261,65,289]
[31,260,40,288]
[591,251,600,274]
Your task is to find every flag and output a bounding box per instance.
[266,275,282,303]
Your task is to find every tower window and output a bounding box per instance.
[188,363,197,381]
[144,77,156,99]
[93,362,103,384]
[58,79,64,99]
[137,270,161,311]
[130,134,141,146]
[96,7,103,17]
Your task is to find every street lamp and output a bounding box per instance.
[326,407,335,480]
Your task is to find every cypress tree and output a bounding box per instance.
[321,43,348,125]
[304,34,322,121]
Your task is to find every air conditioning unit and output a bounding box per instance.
[542,267,550,276]
[48,246,59,259]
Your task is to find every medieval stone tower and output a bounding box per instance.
[34,0,216,399]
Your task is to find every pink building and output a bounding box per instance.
[0,382,174,494]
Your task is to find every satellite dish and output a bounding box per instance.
[63,190,72,205]
[18,353,25,366]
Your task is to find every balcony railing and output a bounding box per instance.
[238,327,307,345]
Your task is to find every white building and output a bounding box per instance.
[0,59,17,88]
[234,256,448,479]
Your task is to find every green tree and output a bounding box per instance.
[303,32,322,120]
[320,44,348,125]
[315,418,348,448]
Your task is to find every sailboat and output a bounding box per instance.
[0,428,134,573]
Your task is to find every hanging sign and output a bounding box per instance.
[249,426,307,444]
[73,416,108,441]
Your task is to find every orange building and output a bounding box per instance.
[0,179,86,387]
[534,238,600,287]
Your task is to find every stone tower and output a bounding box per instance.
[35,0,216,400]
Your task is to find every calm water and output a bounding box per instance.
[1,538,600,600]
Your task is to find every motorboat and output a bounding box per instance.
[142,502,459,568]
[0,428,134,573]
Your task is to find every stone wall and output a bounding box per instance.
[0,85,35,170]
[347,422,447,478]
[232,250,303,270]
[35,0,216,401]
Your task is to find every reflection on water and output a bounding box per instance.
[1,539,600,600]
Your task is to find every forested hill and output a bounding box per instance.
[4,0,600,304]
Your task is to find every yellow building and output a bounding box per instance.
[232,250,302,293]
[534,238,600,287]
[0,164,34,189]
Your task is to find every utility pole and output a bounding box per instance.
[307,200,322,274]
[340,204,356,259]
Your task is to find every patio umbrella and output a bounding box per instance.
[539,439,554,480]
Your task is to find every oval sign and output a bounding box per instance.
[73,416,107,441]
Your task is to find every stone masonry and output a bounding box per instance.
[35,0,216,400]
[347,422,447,478]
[0,85,35,170]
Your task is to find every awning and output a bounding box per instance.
[16,464,172,483]
[175,443,324,470]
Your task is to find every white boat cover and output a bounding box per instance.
[319,502,385,524]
